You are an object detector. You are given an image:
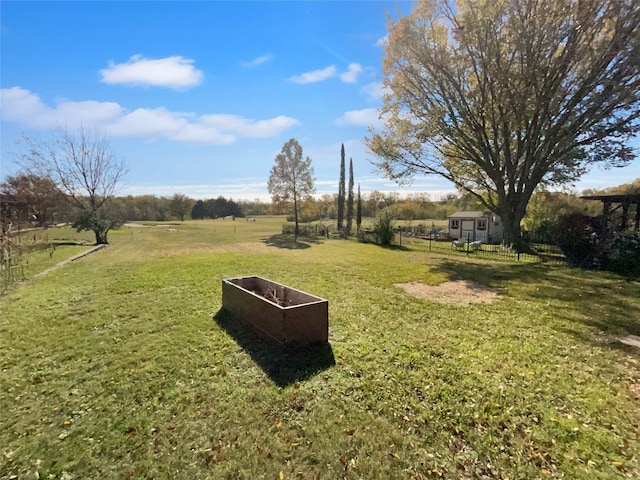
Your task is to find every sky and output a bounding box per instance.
[1,1,638,202]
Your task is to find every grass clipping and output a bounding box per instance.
[395,280,500,304]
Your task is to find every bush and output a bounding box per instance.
[554,213,640,277]
[604,232,640,278]
[373,208,395,246]
[554,214,600,268]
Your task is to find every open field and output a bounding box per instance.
[1,218,639,479]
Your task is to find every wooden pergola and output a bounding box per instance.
[580,194,640,232]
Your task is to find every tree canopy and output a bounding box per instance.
[267,138,315,237]
[17,126,126,244]
[0,173,62,226]
[366,0,640,247]
[169,193,194,222]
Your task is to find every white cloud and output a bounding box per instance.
[120,178,457,202]
[339,63,363,83]
[361,81,389,102]
[335,108,386,128]
[375,34,389,48]
[241,54,273,68]
[0,86,123,129]
[121,181,272,201]
[201,114,300,138]
[287,65,337,84]
[0,87,298,145]
[100,55,204,89]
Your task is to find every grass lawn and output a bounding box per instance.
[1,218,639,479]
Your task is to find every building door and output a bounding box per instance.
[461,220,475,241]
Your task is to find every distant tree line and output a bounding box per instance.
[4,170,637,229]
[191,196,243,220]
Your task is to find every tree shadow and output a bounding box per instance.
[261,234,324,250]
[385,243,411,252]
[213,308,336,387]
[430,260,640,338]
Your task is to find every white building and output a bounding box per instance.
[448,211,503,243]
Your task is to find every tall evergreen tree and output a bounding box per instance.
[346,158,354,235]
[356,183,362,235]
[191,200,206,220]
[337,144,346,231]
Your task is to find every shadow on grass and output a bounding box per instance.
[213,308,335,387]
[261,234,324,250]
[431,260,640,338]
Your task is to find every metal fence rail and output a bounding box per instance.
[404,234,566,264]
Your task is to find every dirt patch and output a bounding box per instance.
[620,335,640,349]
[394,280,500,305]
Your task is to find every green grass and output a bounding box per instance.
[1,219,639,479]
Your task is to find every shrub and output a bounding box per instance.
[554,214,600,268]
[554,213,640,277]
[373,208,395,246]
[604,232,640,278]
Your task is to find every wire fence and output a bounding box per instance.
[1,226,25,294]
[415,236,565,264]
[281,222,566,264]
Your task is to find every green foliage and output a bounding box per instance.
[356,184,362,234]
[337,144,346,231]
[373,207,395,246]
[1,220,640,478]
[555,214,640,278]
[346,158,354,235]
[554,214,600,268]
[191,199,206,220]
[605,233,640,278]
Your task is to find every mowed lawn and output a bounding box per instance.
[1,218,639,479]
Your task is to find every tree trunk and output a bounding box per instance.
[499,202,528,252]
[293,196,299,240]
[94,228,108,245]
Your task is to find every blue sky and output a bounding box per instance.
[1,1,638,201]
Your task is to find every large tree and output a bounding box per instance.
[366,0,640,248]
[18,126,126,244]
[267,138,316,237]
[191,200,206,220]
[169,193,194,222]
[0,173,62,226]
[337,144,346,232]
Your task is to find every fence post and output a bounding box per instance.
[466,233,471,256]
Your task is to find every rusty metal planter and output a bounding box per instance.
[221,276,329,345]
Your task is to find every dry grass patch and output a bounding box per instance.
[394,279,501,304]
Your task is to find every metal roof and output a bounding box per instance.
[580,194,640,203]
[448,211,493,219]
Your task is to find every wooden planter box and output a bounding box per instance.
[221,276,329,345]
